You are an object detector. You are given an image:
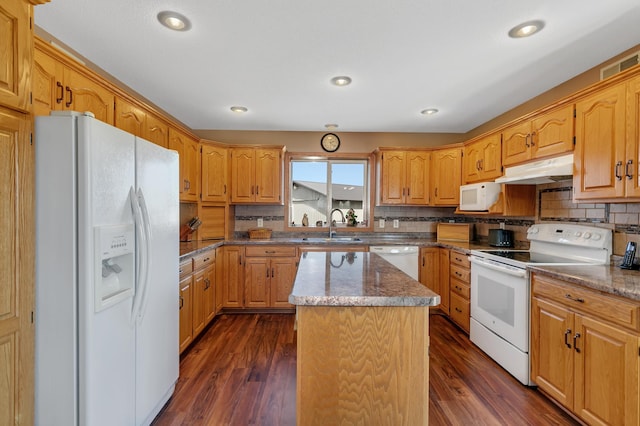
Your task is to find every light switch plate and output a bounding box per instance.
[257,218,264,227]
[393,219,399,228]
[379,219,385,228]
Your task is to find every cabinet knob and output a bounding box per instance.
[626,160,633,180]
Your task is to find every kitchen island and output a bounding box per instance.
[289,251,440,425]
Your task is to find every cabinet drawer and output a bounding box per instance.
[450,278,470,299]
[450,264,470,283]
[245,245,297,257]
[532,273,640,331]
[193,250,215,271]
[450,251,470,268]
[450,292,470,333]
[179,259,193,279]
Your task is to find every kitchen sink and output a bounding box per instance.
[299,237,363,243]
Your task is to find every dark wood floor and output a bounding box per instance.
[153,313,579,426]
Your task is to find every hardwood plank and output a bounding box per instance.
[153,313,579,426]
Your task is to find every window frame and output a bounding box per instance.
[284,152,375,233]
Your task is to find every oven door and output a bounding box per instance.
[470,256,529,352]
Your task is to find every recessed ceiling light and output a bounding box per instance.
[157,11,192,31]
[325,123,339,130]
[420,108,439,116]
[230,106,248,113]
[330,76,352,86]
[508,20,545,38]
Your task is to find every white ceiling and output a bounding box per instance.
[35,0,640,134]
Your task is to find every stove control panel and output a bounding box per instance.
[527,224,611,250]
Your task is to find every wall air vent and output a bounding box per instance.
[600,52,639,80]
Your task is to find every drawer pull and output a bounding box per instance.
[455,272,462,277]
[564,329,572,349]
[455,307,462,313]
[565,293,585,303]
[203,257,210,262]
[179,296,184,309]
[265,250,276,254]
[573,332,581,353]
[204,278,210,289]
[455,285,462,291]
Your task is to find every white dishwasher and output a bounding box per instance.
[369,246,419,281]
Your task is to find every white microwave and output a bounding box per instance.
[459,182,502,211]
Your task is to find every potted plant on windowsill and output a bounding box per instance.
[346,208,358,227]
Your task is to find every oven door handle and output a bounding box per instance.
[470,256,527,278]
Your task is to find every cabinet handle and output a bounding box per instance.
[455,285,462,291]
[56,82,64,103]
[573,332,581,353]
[615,161,623,180]
[565,293,585,303]
[455,271,462,277]
[204,278,210,289]
[251,186,254,195]
[626,160,633,180]
[266,268,270,278]
[203,257,210,262]
[271,268,274,278]
[455,307,462,313]
[265,250,276,254]
[564,328,572,349]
[239,255,242,265]
[224,184,227,194]
[476,160,480,171]
[525,134,530,148]
[65,86,73,107]
[407,187,410,196]
[434,187,438,197]
[256,186,259,195]
[179,296,184,309]
[422,257,425,267]
[530,131,536,146]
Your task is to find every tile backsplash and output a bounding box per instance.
[231,181,640,256]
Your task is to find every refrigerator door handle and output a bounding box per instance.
[129,187,149,324]
[135,187,153,322]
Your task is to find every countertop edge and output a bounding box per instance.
[288,294,441,307]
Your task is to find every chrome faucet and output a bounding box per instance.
[329,208,345,238]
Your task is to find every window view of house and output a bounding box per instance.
[290,159,368,228]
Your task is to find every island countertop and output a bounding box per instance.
[289,251,440,307]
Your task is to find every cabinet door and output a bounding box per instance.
[192,269,206,336]
[573,314,640,426]
[215,247,224,313]
[431,148,460,206]
[245,257,270,308]
[203,263,216,324]
[463,141,482,183]
[255,148,282,203]
[170,128,200,202]
[115,97,145,137]
[574,84,627,200]
[202,144,228,203]
[33,48,59,117]
[222,246,245,308]
[143,113,169,148]
[230,148,255,203]
[63,67,115,124]
[0,0,31,111]
[438,248,450,315]
[530,297,574,409]
[0,107,34,426]
[271,257,297,308]
[531,105,574,160]
[379,151,406,204]
[479,133,502,181]
[406,151,430,205]
[179,276,193,353]
[419,247,439,294]
[502,121,531,166]
[626,76,640,198]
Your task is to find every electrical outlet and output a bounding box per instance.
[379,219,385,228]
[257,218,263,227]
[393,219,400,228]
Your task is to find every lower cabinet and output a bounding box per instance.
[531,272,640,426]
[449,249,470,333]
[244,246,298,309]
[222,245,245,308]
[179,260,194,354]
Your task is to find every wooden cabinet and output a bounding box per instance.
[463,132,502,183]
[178,258,194,353]
[531,273,640,425]
[115,97,169,148]
[215,247,224,313]
[431,147,462,206]
[419,247,439,293]
[0,0,32,112]
[502,104,574,167]
[169,127,200,202]
[32,44,115,123]
[244,246,298,309]
[222,246,245,308]
[378,150,430,205]
[438,248,450,315]
[230,147,283,204]
[574,75,640,201]
[201,143,228,203]
[449,250,470,333]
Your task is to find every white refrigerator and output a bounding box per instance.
[35,111,179,426]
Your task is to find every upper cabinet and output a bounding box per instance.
[169,128,201,202]
[33,44,115,123]
[574,75,640,201]
[431,146,461,206]
[230,147,283,204]
[0,0,31,112]
[502,104,574,167]
[378,150,430,205]
[201,143,228,203]
[115,97,169,148]
[463,132,502,184]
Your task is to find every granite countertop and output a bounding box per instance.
[289,251,441,307]
[529,264,640,302]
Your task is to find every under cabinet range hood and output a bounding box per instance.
[495,154,574,185]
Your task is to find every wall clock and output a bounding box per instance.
[320,133,340,152]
